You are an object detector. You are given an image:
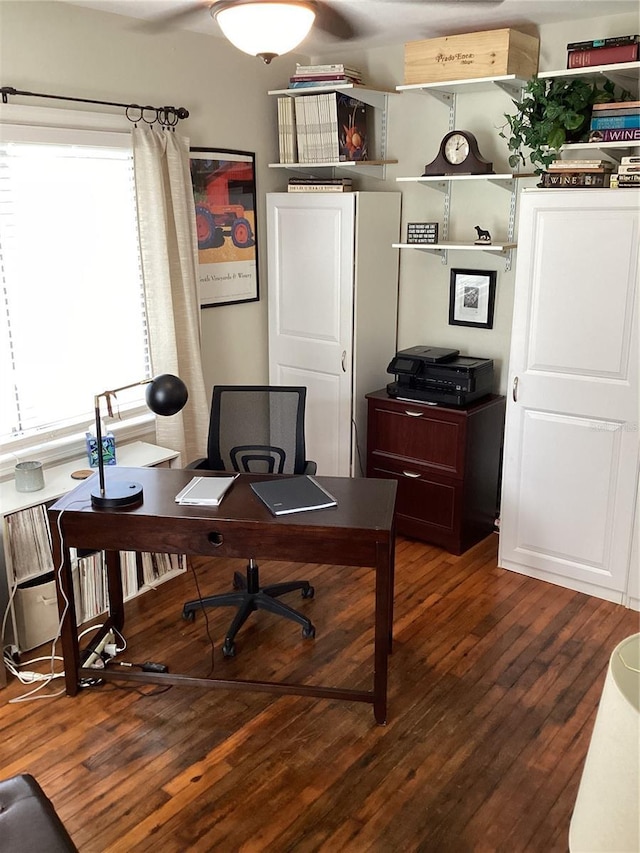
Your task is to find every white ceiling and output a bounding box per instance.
[63,0,640,53]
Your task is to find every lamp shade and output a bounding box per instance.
[569,633,640,852]
[145,373,189,417]
[214,1,316,63]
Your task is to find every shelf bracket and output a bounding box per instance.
[423,90,455,109]
[493,80,525,100]
[504,175,519,272]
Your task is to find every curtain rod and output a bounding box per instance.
[0,86,189,126]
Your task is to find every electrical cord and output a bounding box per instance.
[187,557,216,677]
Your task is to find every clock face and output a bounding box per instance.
[444,133,470,165]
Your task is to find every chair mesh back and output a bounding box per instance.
[208,386,308,475]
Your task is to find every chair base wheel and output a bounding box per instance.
[302,586,315,599]
[182,608,195,623]
[222,640,236,657]
[302,624,316,639]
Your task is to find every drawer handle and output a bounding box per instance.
[512,376,519,402]
[402,470,421,478]
[207,531,224,547]
[404,410,423,418]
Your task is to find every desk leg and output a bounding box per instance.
[373,540,393,725]
[50,513,80,697]
[105,550,124,631]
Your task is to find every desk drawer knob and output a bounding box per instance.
[207,531,224,547]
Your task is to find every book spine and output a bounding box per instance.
[612,175,640,187]
[539,172,610,187]
[588,128,640,142]
[546,167,611,173]
[590,107,640,118]
[295,64,359,74]
[287,184,352,192]
[590,115,640,130]
[567,43,638,68]
[547,161,608,168]
[290,75,361,83]
[288,178,352,184]
[288,80,358,89]
[567,34,639,51]
[592,99,640,111]
[617,164,640,173]
[620,155,640,164]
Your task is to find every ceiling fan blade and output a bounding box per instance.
[135,1,211,33]
[313,2,361,40]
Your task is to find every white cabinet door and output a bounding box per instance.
[267,193,355,475]
[499,190,639,601]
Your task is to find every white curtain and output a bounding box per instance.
[132,126,209,465]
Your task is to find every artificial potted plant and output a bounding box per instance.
[500,76,633,173]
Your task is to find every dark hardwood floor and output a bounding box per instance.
[1,534,637,852]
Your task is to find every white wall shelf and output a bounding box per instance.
[394,75,524,270]
[538,60,640,96]
[268,83,395,110]
[268,85,396,178]
[393,241,517,263]
[537,62,640,156]
[396,73,528,99]
[397,174,517,191]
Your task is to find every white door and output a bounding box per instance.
[267,193,354,476]
[499,189,639,600]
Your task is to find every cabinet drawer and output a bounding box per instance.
[371,405,464,476]
[369,463,458,533]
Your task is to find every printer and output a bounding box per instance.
[386,345,494,407]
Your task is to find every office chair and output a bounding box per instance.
[182,385,318,657]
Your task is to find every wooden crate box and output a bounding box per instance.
[404,28,539,85]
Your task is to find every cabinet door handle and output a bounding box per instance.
[512,376,519,402]
[341,350,347,372]
[404,410,423,417]
[402,470,421,478]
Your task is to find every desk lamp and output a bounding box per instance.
[91,374,188,509]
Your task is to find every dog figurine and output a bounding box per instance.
[474,225,492,244]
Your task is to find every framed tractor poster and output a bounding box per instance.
[189,147,259,308]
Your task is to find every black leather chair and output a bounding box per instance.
[0,774,78,852]
[182,385,317,657]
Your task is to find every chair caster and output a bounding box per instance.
[222,639,236,657]
[302,624,316,639]
[182,608,195,623]
[302,586,315,599]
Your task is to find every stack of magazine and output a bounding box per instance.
[276,92,370,165]
[174,474,239,506]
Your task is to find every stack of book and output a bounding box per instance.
[611,156,640,189]
[588,100,640,144]
[566,34,639,69]
[276,92,370,164]
[538,159,614,188]
[288,63,363,90]
[287,177,353,193]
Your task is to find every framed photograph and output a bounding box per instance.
[189,147,259,308]
[449,268,497,329]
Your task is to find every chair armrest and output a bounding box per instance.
[303,461,317,475]
[185,458,209,470]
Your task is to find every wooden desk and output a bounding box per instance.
[49,468,396,724]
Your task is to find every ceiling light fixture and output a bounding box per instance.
[212,0,316,64]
